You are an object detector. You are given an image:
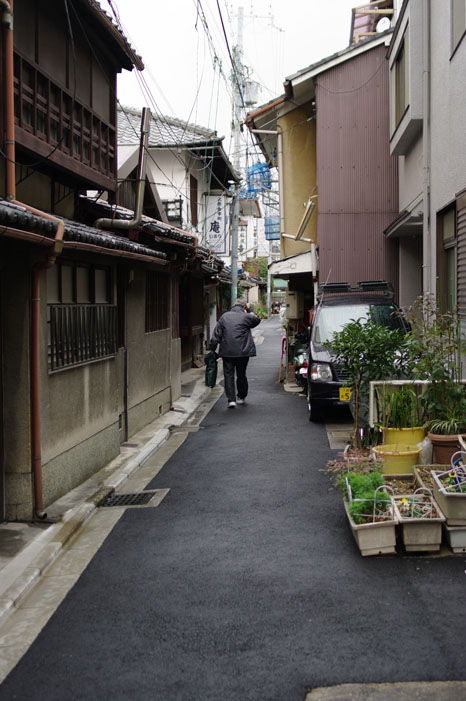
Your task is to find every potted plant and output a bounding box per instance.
[402,295,466,464]
[425,381,466,463]
[393,488,445,552]
[338,471,397,556]
[374,384,425,445]
[418,456,466,552]
[372,384,425,474]
[328,317,408,450]
[431,458,466,526]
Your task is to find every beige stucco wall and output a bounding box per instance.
[2,248,181,519]
[278,106,317,259]
[170,338,182,403]
[125,267,172,435]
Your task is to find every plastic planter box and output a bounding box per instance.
[393,494,445,552]
[432,471,466,526]
[343,499,397,557]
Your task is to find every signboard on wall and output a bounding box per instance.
[204,195,229,255]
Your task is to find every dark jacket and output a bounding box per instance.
[209,304,261,357]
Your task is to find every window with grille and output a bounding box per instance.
[47,263,117,371]
[145,272,170,333]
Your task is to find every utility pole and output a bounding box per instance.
[230,188,239,304]
[230,6,244,305]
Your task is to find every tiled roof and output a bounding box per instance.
[118,106,217,147]
[83,0,143,70]
[79,196,196,246]
[0,200,167,261]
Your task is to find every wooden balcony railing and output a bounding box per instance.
[14,54,116,183]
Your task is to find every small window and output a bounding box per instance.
[437,205,457,312]
[76,267,91,303]
[95,268,109,303]
[145,272,169,333]
[190,174,198,228]
[48,263,111,304]
[61,265,74,303]
[394,36,408,127]
[47,265,59,304]
[452,0,466,52]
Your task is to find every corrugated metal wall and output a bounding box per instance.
[316,44,399,296]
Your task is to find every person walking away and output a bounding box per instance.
[208,298,261,408]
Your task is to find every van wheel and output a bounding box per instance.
[307,384,323,422]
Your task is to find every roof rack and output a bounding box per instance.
[357,280,393,293]
[317,280,394,301]
[317,282,351,295]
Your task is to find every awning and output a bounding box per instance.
[269,249,315,278]
[385,196,423,238]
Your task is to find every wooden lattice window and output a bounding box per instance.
[13,54,116,178]
[47,263,117,370]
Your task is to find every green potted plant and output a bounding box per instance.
[374,384,425,445]
[371,383,425,475]
[328,317,407,450]
[338,471,397,556]
[424,381,466,463]
[402,294,466,464]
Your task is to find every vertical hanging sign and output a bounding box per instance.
[204,195,228,255]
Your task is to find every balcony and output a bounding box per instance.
[14,54,116,190]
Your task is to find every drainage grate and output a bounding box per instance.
[100,492,155,507]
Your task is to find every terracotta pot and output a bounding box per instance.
[428,433,466,465]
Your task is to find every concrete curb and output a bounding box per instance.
[0,372,214,627]
[0,504,96,622]
[306,681,466,700]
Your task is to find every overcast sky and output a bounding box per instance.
[104,0,359,154]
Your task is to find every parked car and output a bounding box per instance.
[307,281,406,421]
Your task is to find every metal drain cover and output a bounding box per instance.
[101,492,155,507]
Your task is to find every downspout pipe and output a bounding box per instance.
[94,107,151,231]
[422,1,431,294]
[2,0,65,516]
[31,224,64,517]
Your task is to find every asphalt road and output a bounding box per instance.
[1,317,466,700]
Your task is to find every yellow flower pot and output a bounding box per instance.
[381,427,425,446]
[373,444,422,475]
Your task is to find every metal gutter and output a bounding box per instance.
[95,108,151,231]
[62,240,168,264]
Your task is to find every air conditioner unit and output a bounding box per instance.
[285,291,304,319]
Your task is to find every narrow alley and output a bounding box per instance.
[0,318,465,700]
